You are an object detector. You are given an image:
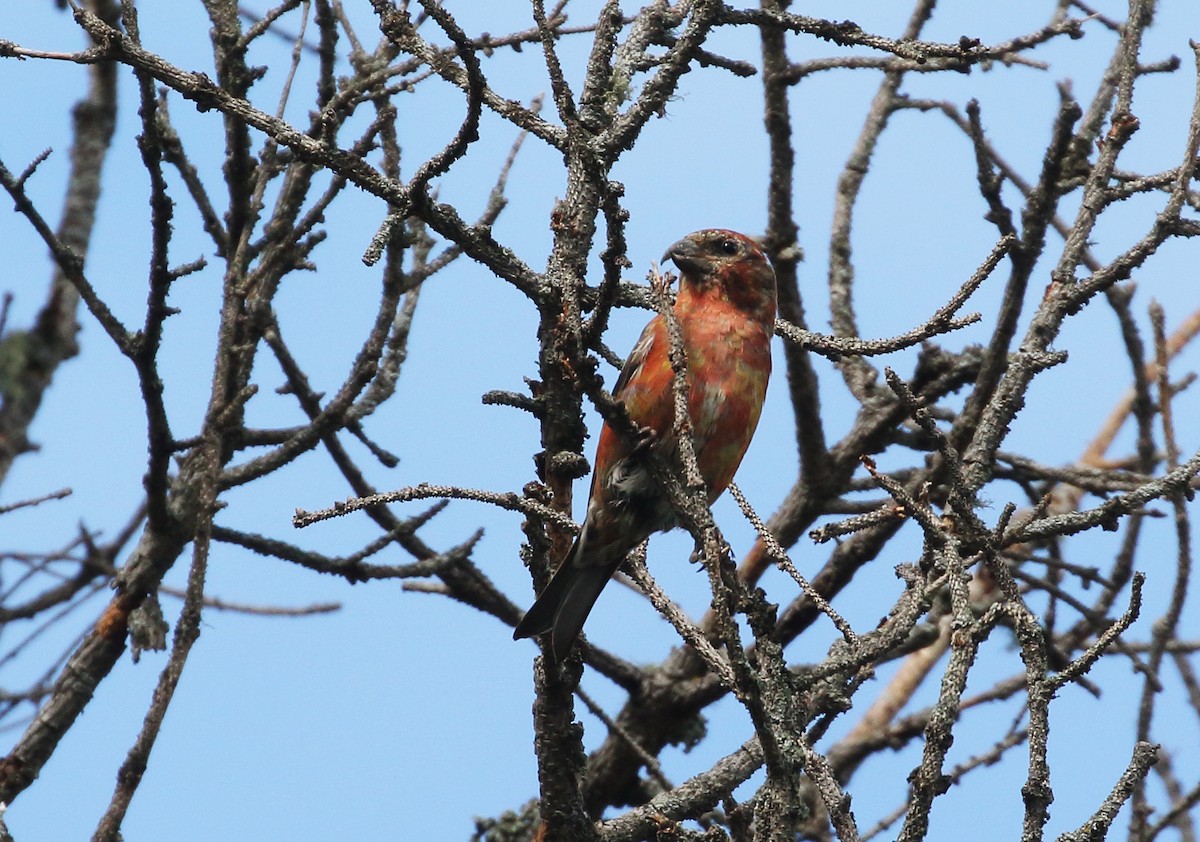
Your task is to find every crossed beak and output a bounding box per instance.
[662,237,707,275]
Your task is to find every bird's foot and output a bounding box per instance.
[631,424,659,456]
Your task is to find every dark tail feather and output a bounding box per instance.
[548,563,616,661]
[513,543,580,641]
[513,540,617,660]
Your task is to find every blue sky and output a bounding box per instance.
[2,2,1199,839]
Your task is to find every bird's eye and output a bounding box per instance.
[719,239,739,255]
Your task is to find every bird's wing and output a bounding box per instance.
[610,316,677,436]
[612,315,661,397]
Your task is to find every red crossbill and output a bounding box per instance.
[514,229,777,659]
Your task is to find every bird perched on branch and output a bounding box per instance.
[514,229,777,660]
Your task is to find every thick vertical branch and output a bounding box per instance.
[759,0,829,479]
[0,0,119,484]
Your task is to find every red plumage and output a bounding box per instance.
[513,229,777,659]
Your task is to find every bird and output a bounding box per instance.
[513,229,777,660]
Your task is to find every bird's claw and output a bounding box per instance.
[689,541,734,566]
[631,425,659,456]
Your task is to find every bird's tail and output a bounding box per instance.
[513,537,618,661]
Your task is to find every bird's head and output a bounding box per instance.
[662,229,777,321]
